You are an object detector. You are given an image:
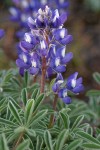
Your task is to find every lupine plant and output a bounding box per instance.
[0,6,100,150]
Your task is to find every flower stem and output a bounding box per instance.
[40,56,46,93]
[13,132,23,150]
[48,95,58,128]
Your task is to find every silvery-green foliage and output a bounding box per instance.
[0,71,100,149]
[86,72,100,126]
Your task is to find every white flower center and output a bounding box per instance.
[38,15,43,22]
[52,9,59,22]
[63,90,67,97]
[71,79,76,88]
[45,5,50,15]
[24,33,31,43]
[60,29,65,38]
[57,80,64,84]
[41,0,47,5]
[55,58,60,66]
[21,14,27,22]
[59,0,64,4]
[21,0,28,8]
[31,60,36,67]
[38,8,43,15]
[61,48,65,57]
[22,54,27,63]
[40,41,46,49]
[28,17,35,25]
[9,8,17,16]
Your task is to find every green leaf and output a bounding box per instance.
[31,88,39,99]
[24,99,34,125]
[14,126,25,134]
[44,130,53,150]
[33,93,45,112]
[0,118,18,127]
[26,129,36,137]
[67,139,82,150]
[60,112,70,129]
[8,101,22,124]
[9,97,21,109]
[55,129,69,150]
[16,140,29,150]
[21,88,27,106]
[29,109,48,127]
[29,83,39,93]
[7,133,19,144]
[82,143,100,149]
[2,70,13,84]
[24,71,29,87]
[76,131,100,145]
[96,128,100,135]
[71,115,84,130]
[86,90,100,96]
[93,72,100,84]
[0,134,9,150]
[36,136,43,150]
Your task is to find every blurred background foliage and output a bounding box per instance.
[0,0,100,96]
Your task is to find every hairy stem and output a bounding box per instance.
[48,95,58,128]
[13,132,23,150]
[40,57,47,93]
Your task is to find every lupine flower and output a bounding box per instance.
[52,72,84,104]
[10,0,69,38]
[16,6,73,77]
[0,29,5,39]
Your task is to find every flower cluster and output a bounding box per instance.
[16,6,84,104]
[0,29,5,39]
[10,0,69,38]
[16,6,72,76]
[52,72,84,104]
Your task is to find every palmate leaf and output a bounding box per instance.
[44,130,53,150]
[67,139,82,150]
[8,101,22,125]
[16,140,30,150]
[0,134,9,150]
[55,129,69,150]
[24,99,34,125]
[76,131,100,145]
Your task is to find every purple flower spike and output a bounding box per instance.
[16,6,73,76]
[0,29,5,39]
